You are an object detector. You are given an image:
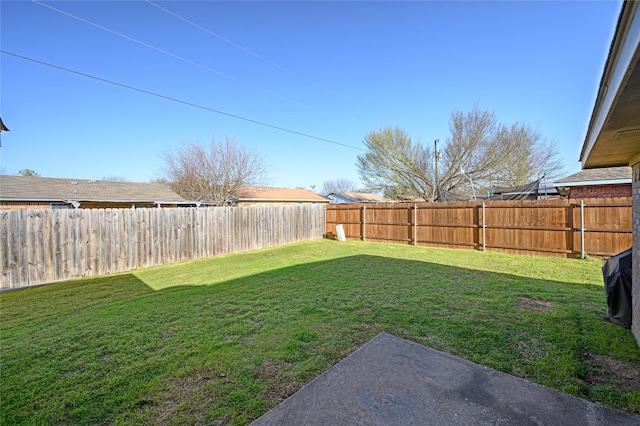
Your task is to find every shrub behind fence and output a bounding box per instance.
[0,205,325,289]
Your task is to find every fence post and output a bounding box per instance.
[362,205,366,242]
[482,202,486,252]
[323,205,327,238]
[413,203,418,246]
[580,199,585,259]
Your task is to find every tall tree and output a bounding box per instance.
[492,123,565,187]
[321,178,359,195]
[160,137,268,205]
[437,106,505,194]
[356,106,565,201]
[357,126,435,201]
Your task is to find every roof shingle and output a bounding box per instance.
[554,166,632,185]
[0,175,187,203]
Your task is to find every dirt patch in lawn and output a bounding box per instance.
[256,359,300,404]
[353,307,372,317]
[135,366,231,426]
[512,333,546,362]
[584,353,640,394]
[516,297,553,314]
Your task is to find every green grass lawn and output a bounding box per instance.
[1,239,639,424]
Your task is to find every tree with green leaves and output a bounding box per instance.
[18,169,40,177]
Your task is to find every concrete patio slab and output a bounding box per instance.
[251,333,639,425]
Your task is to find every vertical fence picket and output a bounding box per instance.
[3,205,325,289]
[5,199,630,290]
[325,199,631,258]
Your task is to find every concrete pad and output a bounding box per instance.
[252,333,639,426]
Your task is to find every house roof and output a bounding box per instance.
[232,186,329,203]
[580,1,640,168]
[327,192,388,203]
[553,166,632,186]
[0,175,188,204]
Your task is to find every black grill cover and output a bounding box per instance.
[602,248,633,329]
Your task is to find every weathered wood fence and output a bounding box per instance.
[1,205,325,289]
[326,198,632,258]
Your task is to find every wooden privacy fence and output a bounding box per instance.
[326,198,632,258]
[0,205,325,290]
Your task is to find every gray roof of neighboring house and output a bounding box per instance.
[553,166,632,186]
[327,192,388,203]
[0,175,188,204]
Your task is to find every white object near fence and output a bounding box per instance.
[336,224,347,242]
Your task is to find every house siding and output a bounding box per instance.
[633,162,640,346]
[568,184,632,199]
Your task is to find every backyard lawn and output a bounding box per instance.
[1,239,639,424]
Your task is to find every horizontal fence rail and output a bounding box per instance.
[1,205,325,290]
[326,198,632,258]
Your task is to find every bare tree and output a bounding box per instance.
[161,137,268,205]
[356,106,565,201]
[492,123,565,187]
[321,178,359,195]
[356,126,435,201]
[437,106,506,194]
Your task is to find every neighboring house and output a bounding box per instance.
[230,186,329,207]
[491,186,561,200]
[579,1,640,345]
[325,192,388,204]
[0,175,192,209]
[488,178,562,200]
[553,167,632,199]
[537,186,561,199]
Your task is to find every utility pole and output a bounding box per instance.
[434,139,439,190]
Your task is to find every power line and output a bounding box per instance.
[144,0,343,99]
[31,0,319,112]
[1,50,365,152]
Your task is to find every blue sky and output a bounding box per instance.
[0,1,622,190]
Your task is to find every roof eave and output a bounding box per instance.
[236,198,329,203]
[0,197,65,203]
[0,197,189,204]
[581,1,640,168]
[553,178,632,187]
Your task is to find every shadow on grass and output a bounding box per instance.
[1,255,639,425]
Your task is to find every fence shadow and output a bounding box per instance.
[3,253,639,425]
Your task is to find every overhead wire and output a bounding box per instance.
[144,0,343,99]
[31,0,320,112]
[1,50,365,152]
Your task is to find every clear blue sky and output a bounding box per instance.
[0,0,622,190]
